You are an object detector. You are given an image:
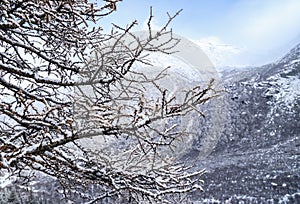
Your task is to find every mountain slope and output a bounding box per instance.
[194,44,300,203]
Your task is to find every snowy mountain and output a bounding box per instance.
[191,43,300,203]
[1,39,299,203]
[193,37,244,69]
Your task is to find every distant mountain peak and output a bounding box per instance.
[193,37,243,69]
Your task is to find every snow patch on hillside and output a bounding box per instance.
[265,56,300,109]
[0,172,13,188]
[266,75,300,107]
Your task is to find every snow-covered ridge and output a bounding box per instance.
[279,43,300,63]
[264,75,299,107]
[192,37,243,69]
[265,45,300,108]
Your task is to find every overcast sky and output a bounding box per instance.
[101,0,300,67]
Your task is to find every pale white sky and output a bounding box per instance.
[100,0,300,67]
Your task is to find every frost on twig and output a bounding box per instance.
[0,1,220,203]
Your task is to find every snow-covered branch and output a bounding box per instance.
[0,1,220,202]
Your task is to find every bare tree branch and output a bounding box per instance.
[0,0,220,203]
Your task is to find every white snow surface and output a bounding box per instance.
[270,75,299,106]
[0,172,14,188]
[265,57,300,109]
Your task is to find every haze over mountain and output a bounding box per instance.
[194,35,300,70]
[193,37,243,68]
[103,0,300,69]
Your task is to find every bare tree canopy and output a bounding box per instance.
[0,0,220,203]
